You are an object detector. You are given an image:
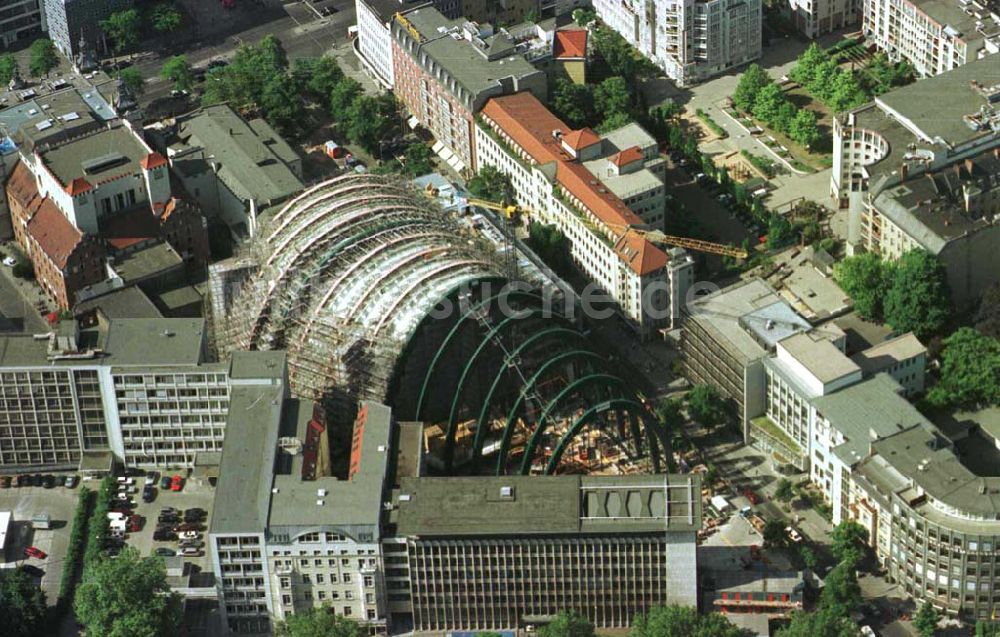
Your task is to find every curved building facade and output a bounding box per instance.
[218,174,669,476]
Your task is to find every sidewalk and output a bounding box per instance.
[0,242,55,332]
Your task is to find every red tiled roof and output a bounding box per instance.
[614,230,668,275]
[611,146,644,168]
[27,197,84,270]
[6,161,42,212]
[64,177,93,196]
[562,127,601,151]
[140,152,168,170]
[553,29,587,59]
[481,92,668,275]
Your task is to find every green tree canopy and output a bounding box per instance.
[833,252,892,320]
[733,63,770,113]
[598,111,632,133]
[74,547,182,637]
[820,562,862,617]
[551,79,596,129]
[767,213,795,250]
[329,78,363,118]
[686,384,727,426]
[790,43,827,86]
[807,60,840,101]
[119,67,145,97]
[799,545,818,571]
[150,4,182,33]
[776,606,858,637]
[403,142,435,176]
[883,249,951,338]
[914,601,939,637]
[632,604,749,637]
[788,109,821,148]
[573,8,598,26]
[28,39,58,77]
[159,55,194,91]
[101,9,141,53]
[752,82,787,124]
[763,519,787,547]
[293,56,344,101]
[655,397,685,429]
[275,607,365,637]
[775,478,794,502]
[537,610,595,637]
[0,567,47,637]
[0,53,18,86]
[345,93,398,154]
[467,165,512,202]
[925,328,1000,409]
[830,520,867,568]
[827,70,866,112]
[260,74,306,140]
[595,76,632,118]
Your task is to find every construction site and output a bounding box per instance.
[212,173,671,477]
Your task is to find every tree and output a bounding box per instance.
[345,92,398,154]
[467,165,512,202]
[820,562,862,616]
[12,255,34,280]
[799,545,818,570]
[830,520,867,568]
[766,213,795,250]
[150,4,182,33]
[655,398,685,429]
[260,74,306,140]
[403,142,434,176]
[28,39,58,77]
[260,34,289,71]
[598,111,632,133]
[101,9,141,54]
[733,63,770,113]
[775,478,794,502]
[686,384,726,426]
[527,222,572,275]
[833,252,891,320]
[595,76,631,118]
[573,8,598,26]
[551,79,596,129]
[777,606,858,637]
[763,519,787,547]
[329,78,363,119]
[788,109,820,148]
[790,42,827,86]
[119,67,145,97]
[773,101,797,134]
[914,601,939,637]
[275,607,365,637]
[752,83,787,124]
[827,70,866,112]
[0,568,47,637]
[0,53,18,86]
[631,605,748,637]
[537,611,594,637]
[159,55,194,92]
[807,61,840,102]
[925,328,1000,409]
[295,56,343,101]
[74,547,182,637]
[883,249,951,339]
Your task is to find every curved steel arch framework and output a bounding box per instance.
[544,398,646,474]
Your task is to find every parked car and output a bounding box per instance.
[142,485,156,503]
[144,471,159,486]
[160,507,179,515]
[64,475,79,488]
[153,530,175,542]
[2,256,16,267]
[30,474,43,487]
[159,476,172,490]
[154,548,176,557]
[127,515,145,532]
[116,477,134,486]
[0,476,9,488]
[20,565,44,578]
[173,522,202,532]
[42,475,55,489]
[23,546,47,559]
[178,547,202,557]
[184,508,206,521]
[170,475,183,492]
[178,540,204,549]
[11,475,21,487]
[785,526,803,543]
[178,531,200,541]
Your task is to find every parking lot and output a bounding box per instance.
[0,478,83,606]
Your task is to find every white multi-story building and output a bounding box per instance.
[353,0,411,89]
[862,0,999,77]
[786,0,859,38]
[476,91,693,338]
[592,0,762,86]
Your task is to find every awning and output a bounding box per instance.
[407,115,420,130]
[447,154,466,173]
[431,140,445,153]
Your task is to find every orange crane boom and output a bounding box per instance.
[623,228,748,259]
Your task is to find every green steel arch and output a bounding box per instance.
[443,307,554,471]
[494,349,605,476]
[413,288,547,420]
[469,327,589,465]
[517,372,630,475]
[544,398,645,474]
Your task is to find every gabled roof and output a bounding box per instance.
[140,151,168,170]
[27,197,84,270]
[562,127,601,151]
[553,29,587,59]
[614,230,668,275]
[64,177,92,196]
[611,146,643,168]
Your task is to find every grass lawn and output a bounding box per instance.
[729,87,834,173]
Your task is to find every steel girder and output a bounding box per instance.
[543,398,645,474]
[517,372,630,475]
[469,327,588,465]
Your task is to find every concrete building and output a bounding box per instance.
[787,0,859,38]
[862,0,999,77]
[210,384,702,634]
[592,0,762,86]
[705,568,806,617]
[681,278,811,437]
[849,332,926,396]
[43,0,133,57]
[150,104,304,240]
[833,55,1000,306]
[0,0,45,48]
[391,6,547,172]
[0,317,259,471]
[476,91,693,338]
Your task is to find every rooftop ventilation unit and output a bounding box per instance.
[82,151,127,174]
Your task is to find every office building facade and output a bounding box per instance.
[0,0,45,48]
[43,0,133,57]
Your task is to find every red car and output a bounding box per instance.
[127,515,145,532]
[170,475,183,492]
[23,546,46,559]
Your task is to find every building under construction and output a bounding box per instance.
[215,173,670,476]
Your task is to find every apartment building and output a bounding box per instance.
[0,0,45,48]
[391,6,547,172]
[43,0,133,57]
[849,332,926,396]
[592,0,762,86]
[476,91,693,338]
[787,0,859,38]
[833,55,1000,306]
[862,0,999,77]
[0,317,252,471]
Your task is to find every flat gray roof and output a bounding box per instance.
[110,242,183,284]
[41,125,149,187]
[851,332,926,375]
[778,332,860,384]
[75,286,162,319]
[601,122,657,153]
[395,474,701,537]
[228,350,287,380]
[174,104,303,206]
[0,86,115,149]
[100,318,205,367]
